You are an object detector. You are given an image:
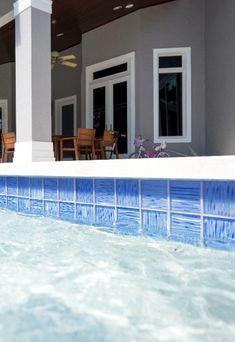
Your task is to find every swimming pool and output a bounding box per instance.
[0,210,235,341]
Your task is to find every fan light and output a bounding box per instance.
[125,3,134,9]
[56,32,64,37]
[113,5,122,11]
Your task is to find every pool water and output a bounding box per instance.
[0,210,235,342]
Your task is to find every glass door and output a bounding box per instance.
[111,77,128,154]
[55,96,77,136]
[92,84,107,137]
[91,77,129,155]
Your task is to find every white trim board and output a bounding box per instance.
[0,10,14,28]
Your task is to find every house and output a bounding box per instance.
[0,0,234,162]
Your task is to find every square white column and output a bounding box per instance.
[14,0,55,162]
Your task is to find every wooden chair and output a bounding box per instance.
[52,135,63,161]
[102,130,119,159]
[60,128,96,161]
[1,132,16,163]
[77,128,96,160]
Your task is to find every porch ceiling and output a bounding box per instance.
[0,0,175,65]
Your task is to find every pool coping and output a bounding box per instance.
[0,156,235,180]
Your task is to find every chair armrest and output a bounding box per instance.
[60,136,76,142]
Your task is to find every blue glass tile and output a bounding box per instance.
[30,178,43,199]
[170,181,201,213]
[116,208,140,234]
[141,180,167,210]
[18,198,30,213]
[76,178,93,203]
[117,179,139,208]
[7,196,17,211]
[18,177,30,197]
[59,202,75,221]
[44,178,58,200]
[59,178,74,202]
[95,206,115,227]
[30,199,43,216]
[142,210,167,237]
[44,201,59,217]
[76,204,93,225]
[170,214,201,245]
[204,217,235,250]
[7,177,17,196]
[95,179,114,205]
[204,181,235,218]
[0,195,7,208]
[0,177,6,195]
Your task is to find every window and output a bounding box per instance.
[153,47,191,143]
[93,63,128,80]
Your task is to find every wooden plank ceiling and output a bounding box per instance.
[0,0,175,64]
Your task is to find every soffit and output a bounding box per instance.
[0,0,175,64]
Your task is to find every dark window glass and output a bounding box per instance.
[159,73,182,137]
[62,104,74,136]
[113,81,128,154]
[159,56,182,68]
[93,63,127,80]
[93,87,106,137]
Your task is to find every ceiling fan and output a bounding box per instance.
[51,20,78,69]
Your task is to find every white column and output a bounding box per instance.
[14,0,55,162]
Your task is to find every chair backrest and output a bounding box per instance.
[103,130,117,147]
[2,132,16,150]
[77,128,96,146]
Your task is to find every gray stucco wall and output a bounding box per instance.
[82,0,206,155]
[0,0,14,17]
[0,62,15,132]
[205,0,235,155]
[52,44,82,133]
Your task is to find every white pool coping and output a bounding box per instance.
[0,156,235,180]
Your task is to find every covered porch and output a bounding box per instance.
[0,0,235,163]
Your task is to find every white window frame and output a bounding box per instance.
[54,95,77,135]
[0,99,8,132]
[85,52,135,155]
[153,47,191,143]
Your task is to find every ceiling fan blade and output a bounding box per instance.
[60,54,76,61]
[61,61,78,68]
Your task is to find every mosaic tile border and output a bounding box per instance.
[0,176,234,251]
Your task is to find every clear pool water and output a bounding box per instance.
[0,210,235,342]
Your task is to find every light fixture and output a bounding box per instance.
[125,3,134,9]
[113,5,123,11]
[56,32,64,37]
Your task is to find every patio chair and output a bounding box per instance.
[1,132,16,163]
[60,128,96,160]
[95,130,119,159]
[101,130,119,159]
